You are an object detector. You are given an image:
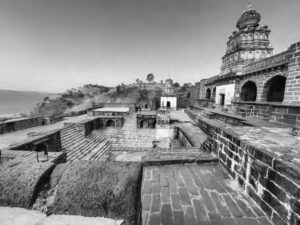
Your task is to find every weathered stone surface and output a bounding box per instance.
[141,164,274,225]
[0,160,55,209]
[52,161,142,221]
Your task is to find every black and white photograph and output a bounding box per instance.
[0,0,299,224]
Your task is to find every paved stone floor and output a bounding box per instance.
[141,163,274,225]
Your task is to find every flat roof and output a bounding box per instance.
[92,107,130,113]
[137,111,157,116]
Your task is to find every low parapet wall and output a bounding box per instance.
[233,101,300,126]
[0,117,46,135]
[187,110,300,225]
[9,130,62,153]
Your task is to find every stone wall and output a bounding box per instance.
[187,111,300,225]
[233,101,300,126]
[195,99,215,108]
[9,131,62,153]
[174,127,193,147]
[284,42,300,104]
[0,117,46,135]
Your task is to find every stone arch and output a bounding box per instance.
[262,75,287,102]
[205,88,211,100]
[105,119,115,127]
[240,81,257,101]
[212,87,216,100]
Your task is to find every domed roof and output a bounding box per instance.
[236,3,261,30]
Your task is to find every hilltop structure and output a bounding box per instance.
[160,77,177,110]
[221,3,274,75]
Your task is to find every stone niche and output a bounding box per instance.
[136,112,157,128]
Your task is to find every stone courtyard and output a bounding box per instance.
[0,1,300,225]
[141,163,273,225]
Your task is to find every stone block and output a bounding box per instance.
[271,212,287,225]
[290,198,300,217]
[173,210,185,225]
[273,160,300,185]
[184,206,197,225]
[199,189,217,214]
[161,204,174,225]
[179,187,191,206]
[262,190,288,219]
[268,169,300,198]
[148,213,161,225]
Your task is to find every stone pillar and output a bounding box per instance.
[284,42,300,105]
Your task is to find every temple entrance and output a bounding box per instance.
[220,94,225,106]
[105,119,115,127]
[167,101,171,108]
[141,120,149,128]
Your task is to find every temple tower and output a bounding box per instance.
[220,3,274,75]
[160,76,177,110]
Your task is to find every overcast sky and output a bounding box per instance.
[0,0,299,92]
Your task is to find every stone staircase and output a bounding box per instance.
[102,112,156,151]
[103,127,155,151]
[60,125,110,161]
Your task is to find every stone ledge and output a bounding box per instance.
[232,101,300,109]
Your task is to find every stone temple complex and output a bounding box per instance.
[0,3,300,225]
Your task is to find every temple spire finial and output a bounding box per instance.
[246,1,254,11]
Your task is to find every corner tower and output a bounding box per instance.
[220,3,274,75]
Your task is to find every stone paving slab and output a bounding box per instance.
[141,163,274,225]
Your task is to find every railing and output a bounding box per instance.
[242,50,290,75]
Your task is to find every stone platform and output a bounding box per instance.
[141,163,274,225]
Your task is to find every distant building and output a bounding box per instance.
[160,78,177,110]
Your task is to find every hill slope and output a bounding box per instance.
[31,84,163,117]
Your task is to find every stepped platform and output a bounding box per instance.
[60,125,110,161]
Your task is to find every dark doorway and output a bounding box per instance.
[141,120,149,128]
[241,81,257,101]
[265,76,286,102]
[167,101,171,108]
[35,143,48,162]
[149,121,156,128]
[220,94,225,106]
[206,88,211,99]
[105,119,115,127]
[6,123,15,133]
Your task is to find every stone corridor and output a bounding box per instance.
[141,163,274,225]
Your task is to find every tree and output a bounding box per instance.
[136,78,140,84]
[173,82,180,88]
[146,73,154,83]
